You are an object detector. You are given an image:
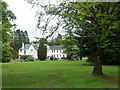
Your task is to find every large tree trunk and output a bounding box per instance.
[92,44,104,75]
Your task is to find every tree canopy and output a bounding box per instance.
[10,29,30,59]
[26,0,120,75]
[1,0,16,62]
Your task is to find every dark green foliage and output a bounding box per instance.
[26,56,34,61]
[2,57,11,62]
[25,1,120,75]
[62,34,80,60]
[20,55,34,62]
[11,29,30,59]
[37,42,47,61]
[50,56,54,60]
[39,38,48,44]
[20,55,30,60]
[61,57,67,60]
[62,2,120,74]
[48,33,62,46]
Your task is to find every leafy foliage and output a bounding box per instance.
[62,32,80,60]
[26,1,120,75]
[10,29,30,59]
[48,33,62,46]
[1,0,16,62]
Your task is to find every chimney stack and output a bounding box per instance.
[22,43,24,49]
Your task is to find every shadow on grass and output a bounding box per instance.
[93,74,119,86]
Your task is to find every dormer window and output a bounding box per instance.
[30,49,33,52]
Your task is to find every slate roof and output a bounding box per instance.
[33,44,39,51]
[24,44,31,50]
[49,45,62,50]
[20,44,62,51]
[19,44,31,50]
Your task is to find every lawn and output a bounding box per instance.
[2,60,119,88]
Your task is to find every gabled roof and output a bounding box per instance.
[19,43,63,51]
[19,44,31,50]
[33,44,39,51]
[24,44,31,50]
[49,45,63,50]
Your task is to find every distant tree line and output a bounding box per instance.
[1,0,30,62]
[11,29,30,59]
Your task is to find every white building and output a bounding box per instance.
[19,43,67,59]
[47,45,66,59]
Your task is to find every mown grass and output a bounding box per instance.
[2,60,119,88]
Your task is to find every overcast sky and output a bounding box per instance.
[5,0,43,42]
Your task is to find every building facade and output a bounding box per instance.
[19,43,67,59]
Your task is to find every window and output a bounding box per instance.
[24,50,26,55]
[20,49,22,52]
[57,50,58,52]
[57,55,58,57]
[30,49,33,52]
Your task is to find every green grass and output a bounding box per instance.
[2,60,119,88]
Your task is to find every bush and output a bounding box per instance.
[2,56,11,62]
[20,55,29,60]
[20,55,34,62]
[61,57,67,60]
[26,56,34,61]
[54,57,58,60]
[87,56,96,62]
[50,56,54,60]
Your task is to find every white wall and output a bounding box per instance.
[19,44,67,59]
[26,45,37,59]
[47,49,67,59]
[19,45,38,59]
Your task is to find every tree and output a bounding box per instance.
[48,33,62,46]
[10,29,30,59]
[26,1,120,75]
[37,38,47,60]
[63,2,120,75]
[39,38,48,44]
[62,31,80,60]
[1,0,16,62]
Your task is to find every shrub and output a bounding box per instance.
[87,56,96,62]
[26,56,34,61]
[61,57,67,60]
[20,55,29,60]
[50,56,54,60]
[2,56,11,62]
[37,42,47,61]
[54,57,58,60]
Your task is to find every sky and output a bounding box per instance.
[5,0,44,42]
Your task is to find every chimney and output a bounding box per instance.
[22,43,24,49]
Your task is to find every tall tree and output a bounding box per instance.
[62,2,120,75]
[62,30,80,60]
[37,38,47,61]
[1,0,16,62]
[11,29,30,59]
[48,33,62,46]
[26,1,120,75]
